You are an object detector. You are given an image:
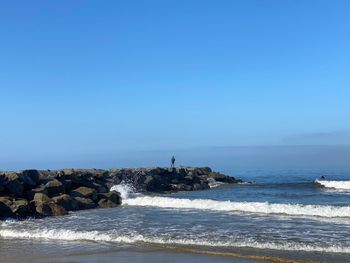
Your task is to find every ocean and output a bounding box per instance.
[0,168,350,263]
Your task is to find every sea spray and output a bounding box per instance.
[110,181,137,199]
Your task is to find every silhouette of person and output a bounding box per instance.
[171,156,176,168]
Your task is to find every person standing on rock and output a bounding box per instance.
[171,156,176,169]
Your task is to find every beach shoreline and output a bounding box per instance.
[0,237,325,263]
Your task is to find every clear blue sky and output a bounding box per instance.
[1,1,350,169]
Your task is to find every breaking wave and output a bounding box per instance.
[110,182,136,199]
[0,228,349,253]
[315,179,350,191]
[123,196,350,218]
[207,178,226,188]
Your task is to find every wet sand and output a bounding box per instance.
[2,250,261,263]
[0,238,325,263]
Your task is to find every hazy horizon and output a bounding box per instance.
[1,145,349,172]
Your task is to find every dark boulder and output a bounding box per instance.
[18,170,40,189]
[33,192,52,203]
[74,197,97,210]
[0,197,31,218]
[43,179,65,197]
[71,187,97,201]
[35,202,67,217]
[171,184,192,191]
[149,167,163,175]
[0,173,24,197]
[67,172,96,189]
[90,182,108,193]
[98,198,118,208]
[183,175,200,184]
[193,168,209,176]
[208,172,241,183]
[52,194,79,211]
[98,191,121,205]
[0,197,14,218]
[62,179,72,193]
[192,182,209,191]
[25,186,48,200]
[144,176,166,192]
[10,199,31,218]
[33,193,67,217]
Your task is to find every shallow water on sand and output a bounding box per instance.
[1,169,350,263]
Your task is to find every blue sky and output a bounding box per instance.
[1,1,350,169]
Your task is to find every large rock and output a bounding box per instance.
[0,197,31,218]
[62,179,72,193]
[33,193,52,203]
[43,179,65,197]
[65,171,96,189]
[52,194,79,211]
[17,170,40,189]
[192,168,209,176]
[192,182,209,191]
[98,191,121,205]
[74,197,97,210]
[33,193,67,217]
[143,175,172,192]
[26,186,48,200]
[71,187,97,201]
[208,172,240,183]
[0,197,14,218]
[0,173,24,197]
[98,198,118,208]
[92,183,108,193]
[10,199,31,218]
[35,202,67,217]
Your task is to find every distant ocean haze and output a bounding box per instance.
[1,145,349,172]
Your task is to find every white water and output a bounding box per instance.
[110,182,136,199]
[2,182,349,257]
[315,179,350,191]
[207,178,226,188]
[0,227,349,254]
[123,196,350,218]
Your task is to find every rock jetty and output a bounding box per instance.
[0,167,240,220]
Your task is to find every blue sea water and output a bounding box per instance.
[1,168,350,262]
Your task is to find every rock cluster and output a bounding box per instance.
[0,169,121,219]
[0,167,240,220]
[109,167,241,192]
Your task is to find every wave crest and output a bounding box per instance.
[123,196,350,218]
[0,228,349,253]
[315,179,350,191]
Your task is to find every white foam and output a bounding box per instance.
[110,182,136,199]
[0,228,140,243]
[123,196,350,218]
[207,178,226,188]
[0,228,349,253]
[315,179,350,191]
